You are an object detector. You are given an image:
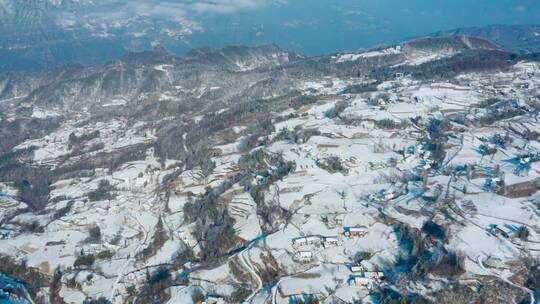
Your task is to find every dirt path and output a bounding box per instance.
[110,212,150,303]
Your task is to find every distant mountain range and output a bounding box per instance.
[0,1,538,73]
[433,24,540,54]
[0,35,509,114]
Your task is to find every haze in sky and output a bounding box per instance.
[181,0,540,54]
[1,0,539,71]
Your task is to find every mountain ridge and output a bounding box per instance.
[432,24,540,53]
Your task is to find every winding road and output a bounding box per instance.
[477,256,535,304]
[109,213,149,303]
[238,246,263,303]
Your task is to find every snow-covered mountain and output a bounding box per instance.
[0,0,538,73]
[0,36,539,304]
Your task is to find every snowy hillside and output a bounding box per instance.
[0,38,540,304]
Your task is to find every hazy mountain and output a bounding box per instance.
[433,24,540,54]
[1,0,540,72]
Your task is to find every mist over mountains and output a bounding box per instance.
[433,24,540,54]
[1,0,540,72]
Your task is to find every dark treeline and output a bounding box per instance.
[372,50,517,81]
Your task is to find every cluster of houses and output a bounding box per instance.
[292,235,342,249]
[291,227,369,263]
[347,261,385,289]
[370,187,401,203]
[291,235,341,263]
[403,144,435,170]
[347,272,385,289]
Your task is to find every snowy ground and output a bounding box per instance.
[2,59,540,303]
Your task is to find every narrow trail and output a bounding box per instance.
[109,213,149,303]
[239,248,263,303]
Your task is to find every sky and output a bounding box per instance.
[180,0,540,54]
[3,0,540,56]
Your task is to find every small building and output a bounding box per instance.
[382,188,399,200]
[294,251,314,263]
[348,276,375,289]
[349,265,367,273]
[127,176,148,192]
[344,227,368,238]
[348,271,385,289]
[126,273,143,284]
[83,243,103,255]
[322,237,340,248]
[202,296,225,304]
[207,148,224,158]
[364,271,385,279]
[103,242,120,251]
[488,224,510,238]
[292,236,321,247]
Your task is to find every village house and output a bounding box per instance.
[363,271,385,279]
[349,260,377,273]
[374,187,400,202]
[344,227,368,238]
[349,265,366,273]
[202,296,225,304]
[348,276,375,289]
[292,236,321,247]
[488,224,510,238]
[294,251,314,263]
[126,273,141,284]
[126,176,149,192]
[96,206,109,216]
[103,242,121,251]
[514,81,529,89]
[82,243,103,255]
[348,271,385,289]
[322,236,340,248]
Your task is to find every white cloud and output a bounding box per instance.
[52,0,285,39]
[188,0,268,14]
[59,0,282,26]
[84,0,279,17]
